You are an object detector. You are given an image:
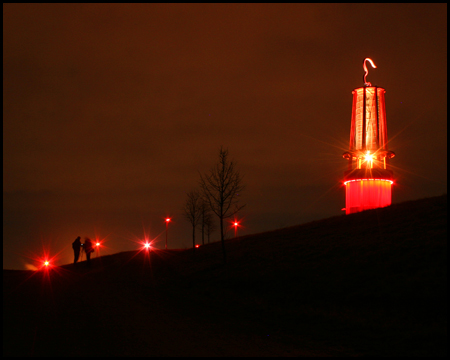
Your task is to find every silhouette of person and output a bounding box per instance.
[72,236,82,264]
[84,237,94,265]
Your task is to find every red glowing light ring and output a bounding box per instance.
[343,178,393,186]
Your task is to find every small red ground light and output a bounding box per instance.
[195,244,200,248]
[94,241,101,257]
[41,259,52,270]
[143,242,151,250]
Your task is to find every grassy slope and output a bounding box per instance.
[3,195,447,356]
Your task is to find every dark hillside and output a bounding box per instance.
[3,195,447,356]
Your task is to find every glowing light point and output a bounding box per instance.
[44,261,49,266]
[96,242,100,247]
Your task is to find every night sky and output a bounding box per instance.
[3,4,447,270]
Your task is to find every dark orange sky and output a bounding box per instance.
[3,4,447,269]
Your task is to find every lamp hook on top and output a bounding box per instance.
[363,58,377,86]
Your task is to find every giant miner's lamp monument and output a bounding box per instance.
[342,58,395,214]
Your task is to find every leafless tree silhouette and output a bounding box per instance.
[203,207,217,244]
[199,199,211,246]
[200,147,245,263]
[183,190,202,252]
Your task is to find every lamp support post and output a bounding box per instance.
[165,218,171,250]
[165,221,168,250]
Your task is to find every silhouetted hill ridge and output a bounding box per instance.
[3,194,447,356]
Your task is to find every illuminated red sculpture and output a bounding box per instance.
[342,58,395,214]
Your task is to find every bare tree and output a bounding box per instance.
[204,212,217,244]
[199,199,209,246]
[199,147,245,263]
[183,190,202,252]
[199,198,217,245]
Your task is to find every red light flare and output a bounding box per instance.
[135,239,156,268]
[195,244,200,248]
[128,229,157,253]
[126,227,164,252]
[229,218,244,238]
[123,225,173,268]
[39,257,57,272]
[142,241,152,251]
[13,241,79,296]
[93,240,103,259]
[121,235,156,266]
[32,250,71,299]
[91,233,111,259]
[137,237,157,253]
[33,247,60,272]
[93,232,112,251]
